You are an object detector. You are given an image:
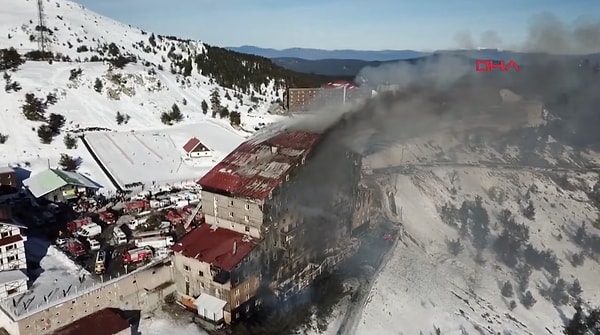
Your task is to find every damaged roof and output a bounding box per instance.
[198,130,320,200]
[171,224,258,271]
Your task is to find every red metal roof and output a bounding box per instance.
[171,224,258,271]
[0,235,22,247]
[183,137,201,153]
[52,308,130,335]
[198,130,320,200]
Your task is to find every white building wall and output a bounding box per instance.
[0,278,27,299]
[0,226,26,271]
[0,304,20,335]
[200,191,264,239]
[188,151,212,158]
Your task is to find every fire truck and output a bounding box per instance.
[98,210,116,224]
[67,217,92,232]
[124,200,150,214]
[122,247,153,265]
[66,239,86,257]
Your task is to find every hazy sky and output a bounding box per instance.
[73,0,598,51]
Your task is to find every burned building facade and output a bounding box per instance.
[191,129,365,315]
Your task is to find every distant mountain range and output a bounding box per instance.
[226,46,428,61]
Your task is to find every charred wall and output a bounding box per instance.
[258,132,362,298]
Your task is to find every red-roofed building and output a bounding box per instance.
[173,128,366,322]
[171,224,260,324]
[182,137,212,158]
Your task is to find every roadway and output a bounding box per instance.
[368,161,600,175]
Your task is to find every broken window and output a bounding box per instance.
[244,215,249,222]
[198,271,204,277]
[245,204,250,210]
[183,265,190,272]
[245,226,250,232]
[230,200,234,206]
[229,212,234,217]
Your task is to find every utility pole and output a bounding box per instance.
[37,0,47,57]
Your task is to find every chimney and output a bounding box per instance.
[233,240,237,255]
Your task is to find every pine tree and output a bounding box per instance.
[565,304,589,335]
[501,281,514,298]
[170,103,183,122]
[116,112,125,125]
[22,93,47,121]
[521,290,536,308]
[229,111,241,126]
[37,124,53,144]
[569,279,583,298]
[446,238,463,256]
[94,78,103,93]
[201,100,208,115]
[58,153,79,171]
[210,88,221,115]
[524,200,535,220]
[47,113,66,134]
[64,133,77,149]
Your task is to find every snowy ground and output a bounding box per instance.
[115,311,209,335]
[354,167,600,334]
[0,237,96,319]
[84,121,244,189]
[0,0,286,196]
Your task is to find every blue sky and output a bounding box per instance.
[74,0,598,51]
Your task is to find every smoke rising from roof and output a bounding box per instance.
[454,12,600,55]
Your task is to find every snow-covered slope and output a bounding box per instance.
[350,134,600,334]
[0,0,284,192]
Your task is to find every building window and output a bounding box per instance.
[285,175,289,181]
[236,301,240,308]
[255,299,262,306]
[246,294,250,300]
[6,244,15,250]
[0,232,8,238]
[236,289,240,296]
[245,282,250,289]
[245,204,249,210]
[229,212,234,217]
[183,265,190,272]
[230,200,234,206]
[245,226,250,232]
[301,157,306,165]
[244,215,249,222]
[198,271,204,277]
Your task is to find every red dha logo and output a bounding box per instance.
[476,60,520,72]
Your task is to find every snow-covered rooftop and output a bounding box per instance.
[0,270,27,285]
[0,241,98,321]
[83,122,245,189]
[23,169,102,198]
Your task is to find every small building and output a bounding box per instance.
[267,103,285,115]
[0,167,18,201]
[171,224,260,324]
[22,169,101,203]
[0,206,28,299]
[182,137,212,158]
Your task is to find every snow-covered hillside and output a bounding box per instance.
[0,0,285,192]
[349,133,600,334]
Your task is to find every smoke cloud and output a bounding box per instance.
[453,12,600,55]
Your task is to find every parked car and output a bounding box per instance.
[87,238,101,251]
